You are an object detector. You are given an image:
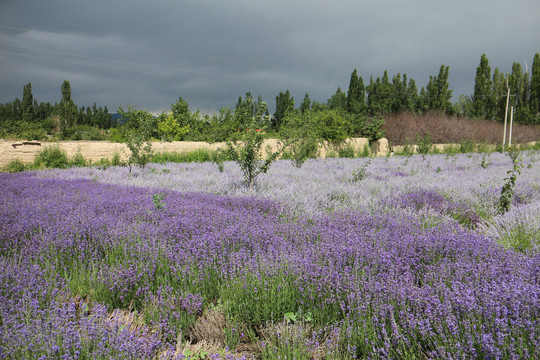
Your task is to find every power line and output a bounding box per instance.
[0,41,240,79]
[0,47,246,85]
[0,24,273,67]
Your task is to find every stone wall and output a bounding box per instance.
[0,138,390,168]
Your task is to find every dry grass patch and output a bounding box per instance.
[384,112,540,145]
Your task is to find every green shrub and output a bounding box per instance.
[459,140,475,153]
[360,116,386,142]
[34,145,69,169]
[61,125,107,141]
[69,150,87,167]
[497,146,523,215]
[416,132,433,159]
[3,159,28,173]
[280,112,320,168]
[111,151,123,166]
[217,125,282,189]
[338,144,356,158]
[151,148,219,164]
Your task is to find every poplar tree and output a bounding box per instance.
[347,69,366,114]
[530,53,540,122]
[491,68,507,121]
[328,87,347,111]
[425,65,452,113]
[300,92,311,114]
[22,82,34,123]
[473,54,492,119]
[273,90,294,131]
[59,80,77,129]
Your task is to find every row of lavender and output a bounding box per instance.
[1,156,539,358]
[39,151,540,252]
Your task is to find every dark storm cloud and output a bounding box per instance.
[1,0,539,114]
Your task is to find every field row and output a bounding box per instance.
[1,151,540,359]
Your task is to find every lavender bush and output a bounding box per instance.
[1,166,540,358]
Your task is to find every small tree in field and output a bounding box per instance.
[224,126,281,188]
[118,105,155,175]
[217,96,283,188]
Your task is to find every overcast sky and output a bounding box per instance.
[1,0,539,114]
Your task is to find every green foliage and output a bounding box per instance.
[499,224,540,254]
[273,90,294,131]
[34,145,69,169]
[497,146,523,215]
[327,86,347,111]
[459,140,475,153]
[299,92,311,114]
[69,150,87,167]
[530,53,540,121]
[280,112,319,168]
[59,80,78,131]
[417,132,433,159]
[367,72,393,114]
[351,160,371,182]
[151,148,224,164]
[3,159,28,173]
[221,271,300,327]
[157,112,190,141]
[338,144,356,158]
[19,122,49,141]
[152,193,165,209]
[425,65,453,114]
[60,125,108,141]
[473,54,492,119]
[480,153,492,169]
[22,82,34,123]
[359,116,386,142]
[117,105,156,174]
[347,69,366,114]
[313,109,351,144]
[219,125,282,188]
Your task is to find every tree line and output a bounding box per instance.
[1,52,539,142]
[0,80,112,140]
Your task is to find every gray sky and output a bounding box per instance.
[1,0,539,114]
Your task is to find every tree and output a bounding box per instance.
[407,78,419,112]
[300,92,311,114]
[280,111,319,168]
[529,53,540,123]
[491,68,507,121]
[425,65,453,113]
[117,105,156,174]
[218,108,283,188]
[366,72,392,114]
[347,69,366,114]
[312,109,351,145]
[22,83,34,124]
[59,80,77,130]
[272,90,294,131]
[473,54,492,119]
[235,93,270,131]
[390,73,412,113]
[171,97,193,130]
[327,87,347,111]
[157,112,190,141]
[508,62,534,124]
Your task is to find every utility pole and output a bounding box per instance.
[508,106,514,147]
[502,85,510,149]
[502,76,516,151]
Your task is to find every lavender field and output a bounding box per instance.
[1,151,540,359]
